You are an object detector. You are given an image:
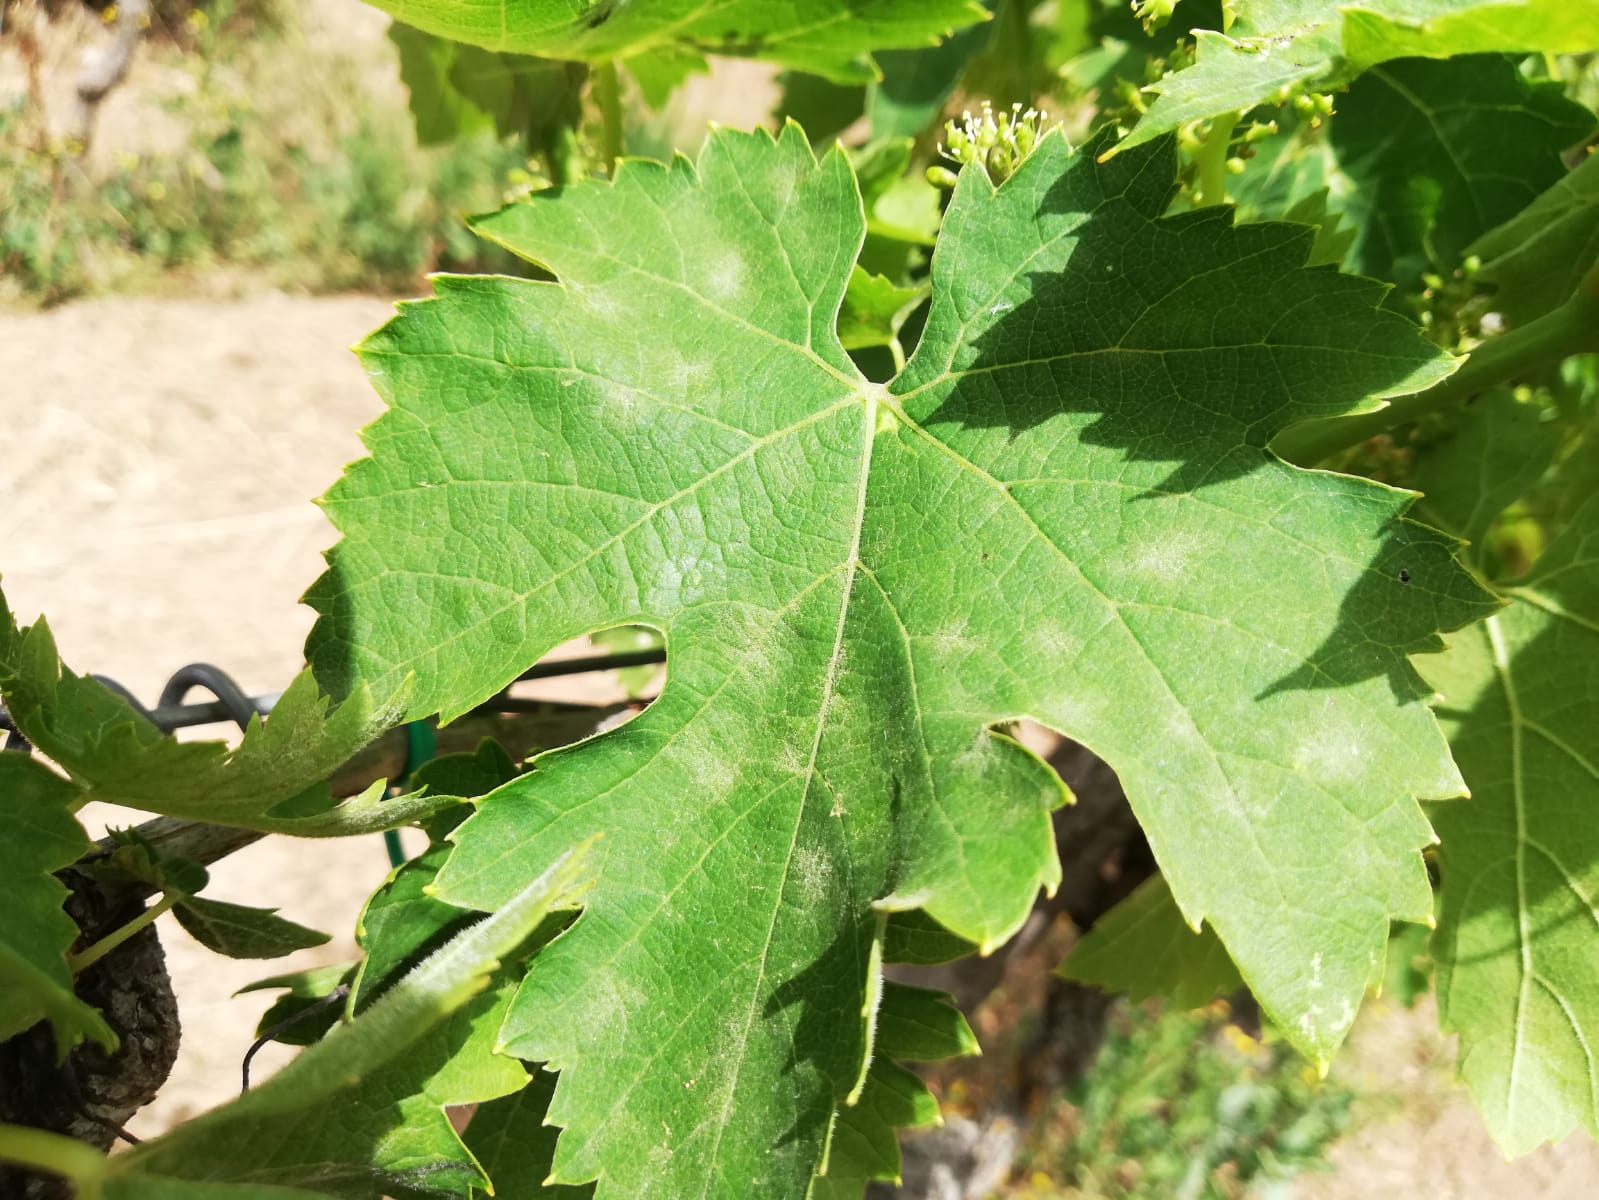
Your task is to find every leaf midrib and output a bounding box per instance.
[695,391,879,1199]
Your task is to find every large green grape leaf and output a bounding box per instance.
[1061,874,1243,1009]
[109,846,591,1197]
[0,753,114,1054]
[308,124,1495,1197]
[1118,0,1599,153]
[364,0,988,84]
[1472,150,1599,327]
[1325,55,1592,294]
[1419,480,1599,1153]
[0,584,418,833]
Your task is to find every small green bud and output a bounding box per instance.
[1132,0,1178,33]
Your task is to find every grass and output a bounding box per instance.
[1009,1000,1356,1200]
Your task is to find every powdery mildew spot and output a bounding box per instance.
[705,251,745,303]
[1130,532,1201,585]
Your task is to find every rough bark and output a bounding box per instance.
[0,879,180,1200]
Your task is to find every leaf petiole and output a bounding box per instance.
[1194,110,1239,207]
[68,892,180,975]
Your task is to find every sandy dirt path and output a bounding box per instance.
[3,290,1597,1191]
[2,290,400,1133]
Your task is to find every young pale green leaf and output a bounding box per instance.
[172,897,332,961]
[1472,150,1599,327]
[366,0,987,84]
[0,584,424,834]
[124,979,524,1199]
[81,826,210,897]
[1422,490,1599,1154]
[838,266,925,352]
[110,845,591,1196]
[309,123,1494,1196]
[1325,55,1592,294]
[1118,0,1599,153]
[1060,874,1243,1009]
[1281,189,1356,268]
[0,753,113,1055]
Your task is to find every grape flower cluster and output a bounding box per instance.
[928,101,1054,188]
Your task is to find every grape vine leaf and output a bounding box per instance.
[0,753,114,1054]
[838,266,925,352]
[104,1179,332,1200]
[1229,130,1353,267]
[171,897,333,961]
[366,0,988,84]
[462,1070,591,1198]
[1117,0,1599,153]
[389,22,587,152]
[867,15,991,139]
[811,1062,942,1198]
[1323,55,1593,294]
[241,962,357,1049]
[623,47,709,110]
[1061,874,1243,1009]
[1410,390,1558,571]
[308,123,1496,1196]
[1472,150,1599,327]
[109,845,592,1197]
[1418,475,1599,1153]
[812,984,966,1196]
[0,584,413,832]
[776,72,868,147]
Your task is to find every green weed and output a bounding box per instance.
[1015,1001,1355,1199]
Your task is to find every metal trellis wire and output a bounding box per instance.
[0,646,667,742]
